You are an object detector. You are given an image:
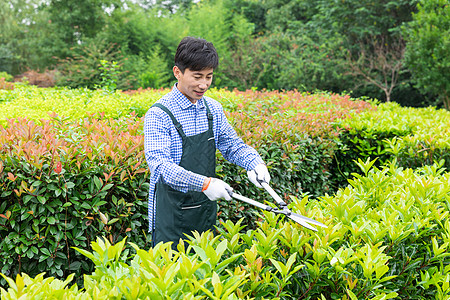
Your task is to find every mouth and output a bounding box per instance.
[194,90,205,97]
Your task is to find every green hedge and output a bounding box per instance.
[332,102,450,187]
[2,162,450,299]
[0,116,151,286]
[2,86,450,294]
[0,115,339,286]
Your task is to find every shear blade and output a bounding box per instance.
[290,212,327,228]
[288,214,318,231]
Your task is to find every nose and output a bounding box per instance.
[199,80,209,90]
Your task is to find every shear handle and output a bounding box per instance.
[258,180,287,209]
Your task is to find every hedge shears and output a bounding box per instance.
[228,181,326,231]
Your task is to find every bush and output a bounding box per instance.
[333,101,450,187]
[0,115,150,287]
[2,162,450,299]
[402,0,450,109]
[0,78,14,91]
[216,89,373,201]
[55,41,136,91]
[137,45,172,89]
[13,70,56,88]
[0,88,373,286]
[2,86,450,297]
[0,72,13,82]
[0,85,163,123]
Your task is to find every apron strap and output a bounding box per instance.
[153,101,214,135]
[152,103,186,138]
[204,100,214,131]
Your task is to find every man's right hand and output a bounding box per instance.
[202,178,232,201]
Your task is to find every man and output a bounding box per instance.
[144,36,271,247]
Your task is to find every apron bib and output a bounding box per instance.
[152,102,217,247]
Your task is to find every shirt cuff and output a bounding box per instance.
[247,157,264,171]
[189,172,208,192]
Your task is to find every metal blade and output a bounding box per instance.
[287,214,318,231]
[229,191,322,231]
[260,182,326,229]
[290,212,327,228]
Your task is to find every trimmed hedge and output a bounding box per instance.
[0,116,150,285]
[0,87,373,287]
[332,101,450,188]
[2,162,450,299]
[2,86,450,295]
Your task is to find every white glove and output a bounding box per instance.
[203,178,232,201]
[247,164,271,188]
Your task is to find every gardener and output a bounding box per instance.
[144,36,271,247]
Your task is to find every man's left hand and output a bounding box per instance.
[247,163,270,188]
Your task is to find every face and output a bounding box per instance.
[173,66,213,103]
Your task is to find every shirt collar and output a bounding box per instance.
[172,83,205,110]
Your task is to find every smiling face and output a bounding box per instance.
[173,66,213,103]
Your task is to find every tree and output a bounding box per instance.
[154,0,194,14]
[403,0,450,109]
[345,36,406,102]
[220,36,272,90]
[138,44,172,89]
[46,0,118,45]
[0,0,51,73]
[310,0,418,46]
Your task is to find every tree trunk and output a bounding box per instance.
[443,93,449,110]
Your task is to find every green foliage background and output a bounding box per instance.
[1,86,450,297]
[0,0,448,107]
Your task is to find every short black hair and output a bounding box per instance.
[174,36,219,73]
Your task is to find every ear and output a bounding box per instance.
[173,66,181,80]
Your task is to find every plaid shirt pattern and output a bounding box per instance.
[144,84,263,231]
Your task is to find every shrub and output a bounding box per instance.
[0,72,13,82]
[2,161,450,299]
[0,89,373,286]
[333,101,450,187]
[403,0,450,109]
[55,41,135,90]
[0,85,162,124]
[0,115,150,287]
[215,89,373,204]
[0,78,14,91]
[13,70,56,88]
[137,45,172,89]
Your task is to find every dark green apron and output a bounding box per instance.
[152,102,217,248]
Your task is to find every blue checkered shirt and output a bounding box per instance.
[144,84,264,231]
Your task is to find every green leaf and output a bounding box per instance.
[80,202,91,210]
[69,261,82,270]
[347,289,358,300]
[37,196,47,204]
[41,248,51,256]
[94,176,102,190]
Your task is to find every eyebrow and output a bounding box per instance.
[194,72,214,76]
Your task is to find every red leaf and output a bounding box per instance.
[54,161,62,174]
[7,172,16,181]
